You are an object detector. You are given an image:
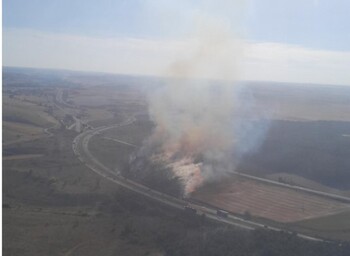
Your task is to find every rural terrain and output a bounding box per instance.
[3,67,350,255]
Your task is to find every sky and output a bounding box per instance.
[3,0,350,85]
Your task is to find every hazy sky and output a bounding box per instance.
[3,0,350,85]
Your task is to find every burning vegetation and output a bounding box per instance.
[128,0,268,197]
[126,78,238,197]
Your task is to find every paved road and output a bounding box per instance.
[72,117,327,243]
[102,136,139,148]
[55,89,76,109]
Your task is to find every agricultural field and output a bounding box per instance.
[192,177,350,223]
[245,83,350,122]
[3,94,58,145]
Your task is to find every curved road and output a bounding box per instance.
[72,117,327,242]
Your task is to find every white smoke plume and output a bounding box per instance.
[138,0,267,196]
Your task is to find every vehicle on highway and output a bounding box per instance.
[216,209,229,218]
[184,205,197,214]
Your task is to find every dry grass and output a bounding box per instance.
[3,207,160,256]
[3,121,44,144]
[3,95,58,144]
[3,96,57,126]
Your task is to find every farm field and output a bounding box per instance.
[2,95,58,144]
[192,177,350,223]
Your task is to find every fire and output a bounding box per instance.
[167,157,204,196]
[149,128,213,196]
[151,153,204,196]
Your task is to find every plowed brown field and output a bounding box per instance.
[192,178,350,222]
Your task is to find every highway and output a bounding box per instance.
[102,136,139,148]
[55,89,76,109]
[72,116,328,243]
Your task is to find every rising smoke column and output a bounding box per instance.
[141,1,252,196]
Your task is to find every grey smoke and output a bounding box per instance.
[135,0,270,195]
